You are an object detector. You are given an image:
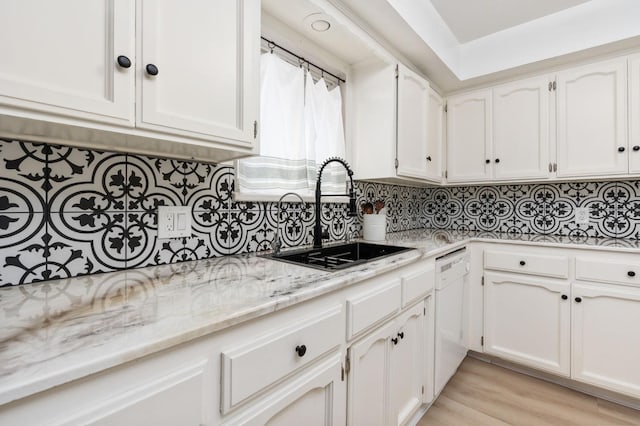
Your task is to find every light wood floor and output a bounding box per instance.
[418,357,640,426]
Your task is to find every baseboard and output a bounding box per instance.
[467,351,640,411]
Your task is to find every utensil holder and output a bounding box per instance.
[362,214,386,241]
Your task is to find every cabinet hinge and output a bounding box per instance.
[548,81,552,92]
[423,307,426,316]
[481,336,484,346]
[394,158,399,169]
[444,170,448,179]
[341,365,345,381]
[421,385,424,395]
[481,276,484,286]
[395,64,399,79]
[345,354,351,375]
[553,162,557,172]
[553,81,557,91]
[253,120,258,139]
[444,104,448,113]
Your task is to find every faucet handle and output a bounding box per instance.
[271,236,282,255]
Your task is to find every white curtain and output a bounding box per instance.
[238,53,346,196]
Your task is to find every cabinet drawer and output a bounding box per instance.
[484,250,569,278]
[221,306,342,413]
[401,263,435,308]
[575,257,640,286]
[347,279,401,340]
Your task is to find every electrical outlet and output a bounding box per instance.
[575,207,589,225]
[158,206,192,238]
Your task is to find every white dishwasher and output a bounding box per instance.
[434,247,470,396]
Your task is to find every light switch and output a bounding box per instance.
[158,206,192,238]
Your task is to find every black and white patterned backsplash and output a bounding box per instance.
[1,137,640,286]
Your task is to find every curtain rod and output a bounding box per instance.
[261,36,346,84]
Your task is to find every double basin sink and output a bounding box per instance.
[265,242,413,271]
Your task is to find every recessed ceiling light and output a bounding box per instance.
[303,13,333,33]
[311,19,331,32]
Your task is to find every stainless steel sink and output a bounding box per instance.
[264,242,413,271]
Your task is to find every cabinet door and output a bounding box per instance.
[572,283,640,398]
[225,355,346,426]
[484,272,570,376]
[396,64,430,180]
[0,0,134,125]
[138,0,259,145]
[493,76,551,180]
[446,89,492,182]
[348,321,395,426]
[630,55,640,173]
[425,87,444,182]
[389,302,426,426]
[556,58,628,177]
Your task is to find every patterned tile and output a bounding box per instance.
[48,151,127,213]
[48,212,127,276]
[125,155,182,212]
[0,139,47,213]
[0,213,47,286]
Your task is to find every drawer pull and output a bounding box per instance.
[295,345,307,357]
[116,55,131,69]
[575,297,582,303]
[633,145,640,152]
[519,260,526,266]
[561,294,568,300]
[398,331,405,340]
[618,146,626,153]
[146,63,159,76]
[628,271,636,277]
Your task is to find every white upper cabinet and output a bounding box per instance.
[630,54,640,173]
[446,89,492,183]
[138,0,259,145]
[555,58,628,177]
[351,61,441,185]
[0,0,260,162]
[425,87,444,182]
[0,0,135,125]
[396,64,430,181]
[492,76,551,180]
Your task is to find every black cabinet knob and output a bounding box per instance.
[575,297,582,303]
[519,260,526,266]
[295,345,307,357]
[146,63,159,76]
[634,145,640,152]
[391,337,399,345]
[628,271,636,277]
[426,156,432,162]
[495,158,500,163]
[561,294,568,300]
[116,55,131,69]
[618,146,626,152]
[485,159,490,164]
[398,332,405,339]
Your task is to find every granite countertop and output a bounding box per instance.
[1,229,639,406]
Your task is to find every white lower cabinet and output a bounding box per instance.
[484,271,571,376]
[482,244,640,402]
[348,300,427,426]
[571,282,640,398]
[222,354,345,426]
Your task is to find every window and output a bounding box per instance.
[236,46,347,201]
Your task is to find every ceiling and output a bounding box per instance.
[263,0,640,93]
[430,0,590,43]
